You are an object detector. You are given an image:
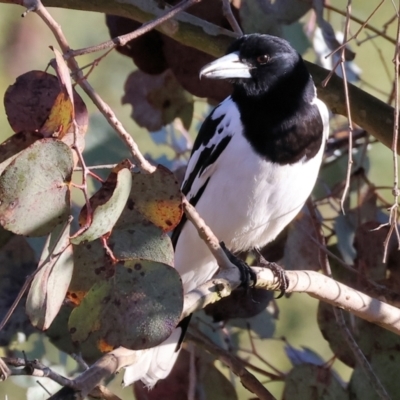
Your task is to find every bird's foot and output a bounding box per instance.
[257,253,288,299]
[220,242,257,288]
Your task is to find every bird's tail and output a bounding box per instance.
[123,327,182,388]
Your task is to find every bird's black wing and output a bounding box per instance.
[171,100,234,247]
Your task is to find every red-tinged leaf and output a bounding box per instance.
[68,260,183,350]
[26,222,73,330]
[40,91,74,138]
[40,48,75,139]
[122,69,194,131]
[4,70,88,138]
[4,71,61,133]
[0,139,73,236]
[71,163,132,245]
[119,165,182,233]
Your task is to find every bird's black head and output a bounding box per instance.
[200,34,310,99]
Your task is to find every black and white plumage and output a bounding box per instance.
[124,33,329,387]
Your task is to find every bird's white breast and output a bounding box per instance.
[175,97,328,293]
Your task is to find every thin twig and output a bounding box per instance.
[382,2,400,261]
[29,0,156,174]
[66,0,202,58]
[325,3,396,45]
[245,326,285,378]
[221,0,242,35]
[74,164,117,171]
[339,1,355,213]
[73,48,114,81]
[3,357,73,387]
[2,356,122,400]
[325,0,385,59]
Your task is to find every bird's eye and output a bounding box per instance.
[256,54,269,64]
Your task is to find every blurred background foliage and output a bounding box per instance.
[0,0,399,399]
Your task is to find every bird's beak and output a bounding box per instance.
[199,52,252,80]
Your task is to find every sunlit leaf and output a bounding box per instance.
[68,260,183,350]
[26,222,73,330]
[71,162,132,244]
[46,303,103,364]
[0,139,73,236]
[3,70,88,137]
[118,165,182,233]
[4,71,60,133]
[40,48,76,139]
[0,131,44,176]
[40,91,74,138]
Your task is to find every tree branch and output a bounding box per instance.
[2,0,397,153]
[7,266,397,398]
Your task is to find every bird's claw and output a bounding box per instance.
[257,255,288,298]
[269,262,288,299]
[220,242,257,288]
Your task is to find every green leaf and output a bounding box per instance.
[68,260,183,350]
[0,139,73,236]
[71,164,132,244]
[46,303,103,364]
[109,216,174,266]
[68,278,111,344]
[69,239,112,305]
[283,364,348,400]
[26,222,74,330]
[0,131,45,176]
